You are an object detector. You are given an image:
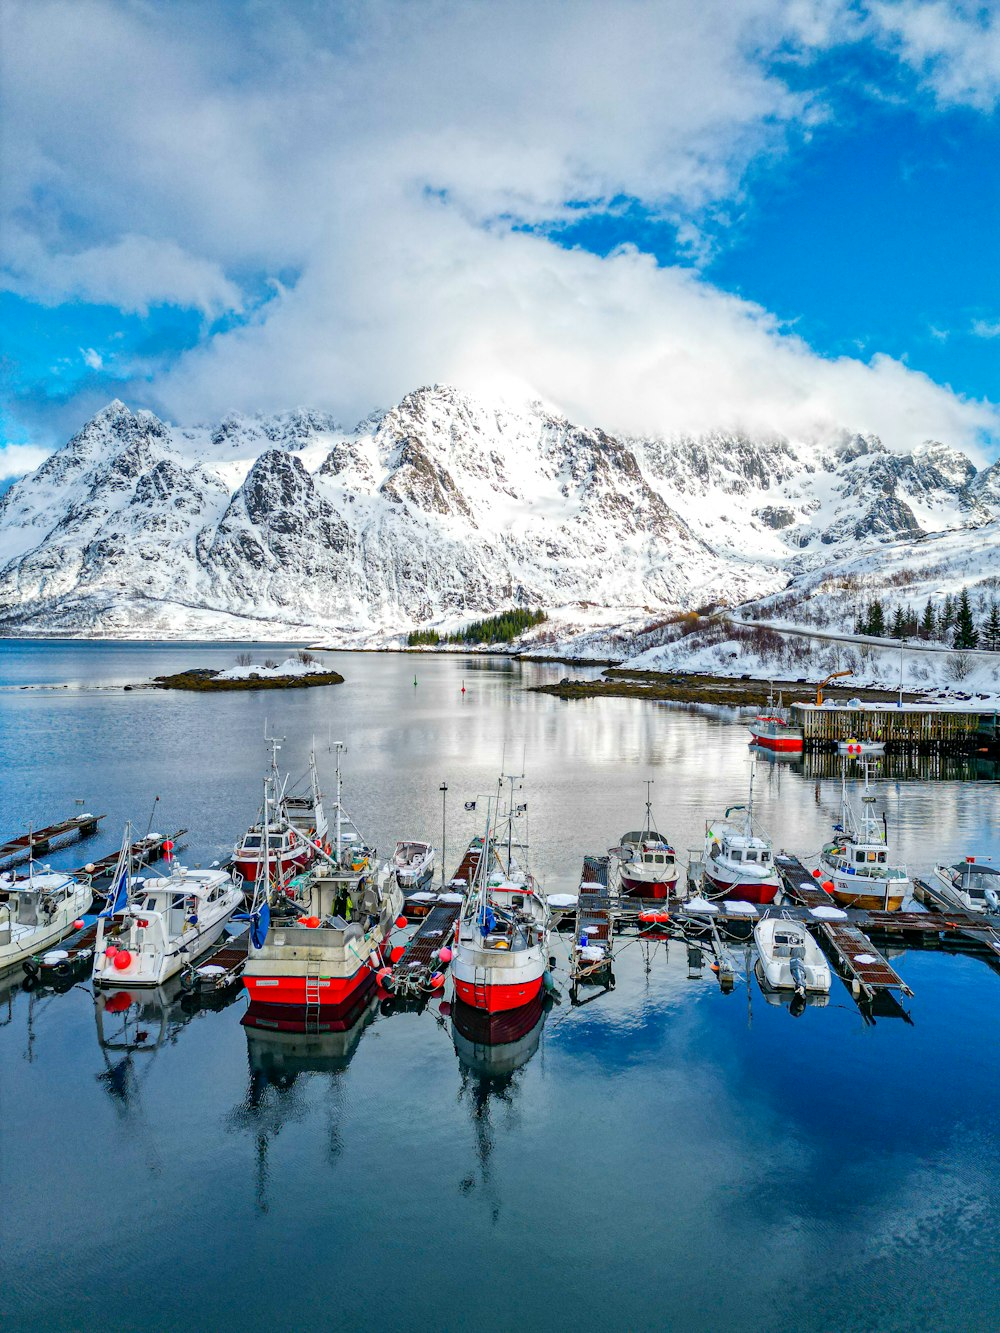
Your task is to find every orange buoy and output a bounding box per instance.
[390,945,405,963]
[302,916,321,928]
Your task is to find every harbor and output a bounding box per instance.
[2,642,999,1333]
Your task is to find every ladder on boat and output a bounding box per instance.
[304,966,322,1025]
[473,967,489,1010]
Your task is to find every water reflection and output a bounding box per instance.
[232,991,378,1211]
[450,994,549,1222]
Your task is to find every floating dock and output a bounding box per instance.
[181,929,250,997]
[386,899,462,998]
[68,829,188,881]
[569,855,613,992]
[0,813,105,870]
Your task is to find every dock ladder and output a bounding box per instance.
[305,966,322,1029]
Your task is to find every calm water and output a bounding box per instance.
[2,641,999,1333]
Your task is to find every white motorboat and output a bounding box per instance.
[837,737,886,757]
[933,858,1000,915]
[0,868,91,973]
[393,840,435,892]
[703,766,780,905]
[754,917,831,996]
[93,863,242,988]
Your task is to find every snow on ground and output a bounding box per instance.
[215,656,330,680]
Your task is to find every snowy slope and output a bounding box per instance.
[0,387,997,642]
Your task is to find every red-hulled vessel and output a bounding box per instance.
[702,766,780,905]
[451,781,551,1015]
[748,689,803,753]
[615,781,681,898]
[233,748,328,887]
[243,743,403,1012]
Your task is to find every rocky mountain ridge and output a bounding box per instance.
[0,386,997,641]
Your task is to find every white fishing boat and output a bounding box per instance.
[615,781,681,899]
[393,840,435,892]
[754,916,831,996]
[0,867,90,973]
[819,761,909,911]
[93,831,242,987]
[243,743,404,1011]
[837,737,886,757]
[451,779,551,1015]
[933,858,1000,915]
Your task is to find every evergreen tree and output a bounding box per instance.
[983,599,1000,653]
[867,599,885,637]
[904,604,919,638]
[953,587,979,649]
[940,593,956,639]
[919,598,936,641]
[890,604,906,639]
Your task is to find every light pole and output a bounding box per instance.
[439,781,448,886]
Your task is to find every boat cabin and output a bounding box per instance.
[713,831,772,867]
[239,828,297,856]
[621,832,675,867]
[943,862,1000,904]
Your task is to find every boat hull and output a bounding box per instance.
[234,848,311,886]
[94,913,234,988]
[619,870,678,899]
[703,869,779,905]
[828,884,906,912]
[748,730,803,753]
[453,972,544,1014]
[244,963,374,1010]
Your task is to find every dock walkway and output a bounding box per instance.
[388,900,462,997]
[1,813,105,870]
[570,855,613,990]
[776,854,913,1000]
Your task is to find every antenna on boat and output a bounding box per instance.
[644,779,654,835]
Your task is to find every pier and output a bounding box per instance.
[790,700,996,753]
[0,813,105,870]
[386,899,462,998]
[68,829,188,881]
[569,855,614,994]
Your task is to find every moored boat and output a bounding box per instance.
[393,839,435,893]
[933,858,1000,915]
[754,916,831,996]
[616,781,681,899]
[819,761,909,911]
[93,859,242,988]
[233,746,326,887]
[703,768,780,905]
[0,867,91,974]
[451,784,551,1015]
[242,743,403,1011]
[837,737,886,757]
[748,702,803,753]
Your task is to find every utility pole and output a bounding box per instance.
[439,781,448,886]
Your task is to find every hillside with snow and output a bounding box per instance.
[0,387,998,668]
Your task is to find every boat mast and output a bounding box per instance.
[333,741,344,864]
[644,779,653,836]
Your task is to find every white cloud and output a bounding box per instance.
[870,1,1000,110]
[1,0,998,456]
[80,347,103,370]
[972,317,1000,339]
[0,444,51,480]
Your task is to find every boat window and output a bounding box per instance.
[731,850,742,862]
[745,849,758,863]
[268,835,285,848]
[867,852,877,864]
[244,835,261,849]
[856,852,865,863]
[760,851,770,863]
[877,852,886,864]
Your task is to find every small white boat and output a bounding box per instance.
[754,917,831,996]
[93,864,242,988]
[393,839,435,892]
[0,869,91,973]
[837,737,886,757]
[933,858,1000,915]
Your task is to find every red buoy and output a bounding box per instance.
[812,868,822,878]
[390,945,405,963]
[73,919,85,930]
[395,916,408,929]
[821,880,835,894]
[376,967,393,989]
[430,972,445,988]
[162,840,174,852]
[437,945,453,964]
[113,949,132,970]
[302,916,320,928]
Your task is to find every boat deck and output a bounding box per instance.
[1,813,106,869]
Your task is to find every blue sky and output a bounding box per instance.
[3,1,1000,471]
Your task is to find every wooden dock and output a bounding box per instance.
[570,855,614,992]
[790,700,990,752]
[0,813,105,869]
[70,829,188,881]
[387,900,462,998]
[180,929,250,997]
[775,854,913,1000]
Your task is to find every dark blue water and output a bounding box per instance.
[2,641,999,1332]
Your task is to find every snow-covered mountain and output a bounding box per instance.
[0,386,997,642]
